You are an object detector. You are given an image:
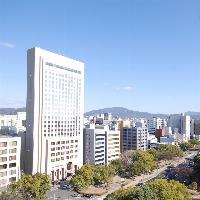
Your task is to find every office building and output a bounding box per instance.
[25,47,84,181]
[83,124,120,165]
[155,128,165,143]
[194,120,200,140]
[167,115,181,132]
[164,127,172,135]
[83,124,106,165]
[180,114,190,142]
[0,136,21,188]
[105,125,120,165]
[122,123,148,152]
[190,119,195,138]
[148,117,167,134]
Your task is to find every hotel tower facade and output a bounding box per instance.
[25,47,84,181]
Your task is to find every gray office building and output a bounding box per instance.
[122,123,148,152]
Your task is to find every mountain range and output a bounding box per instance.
[85,107,200,120]
[0,107,26,115]
[85,107,169,119]
[1,107,200,120]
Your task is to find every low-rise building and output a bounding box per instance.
[155,128,165,143]
[160,135,175,145]
[0,136,21,189]
[0,112,26,135]
[148,134,158,148]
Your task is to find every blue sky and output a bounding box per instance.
[0,0,200,114]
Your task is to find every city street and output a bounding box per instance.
[139,150,197,184]
[47,186,104,200]
[47,151,198,200]
[102,151,198,197]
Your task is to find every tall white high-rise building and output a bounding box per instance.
[25,48,84,181]
[181,114,191,142]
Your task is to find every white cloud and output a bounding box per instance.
[115,86,134,91]
[122,86,133,91]
[0,41,15,48]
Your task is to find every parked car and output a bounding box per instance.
[136,182,145,186]
[65,184,71,189]
[166,174,175,180]
[189,161,194,166]
[84,194,93,198]
[180,179,189,184]
[61,183,73,190]
[71,193,81,197]
[95,184,102,188]
[61,185,67,190]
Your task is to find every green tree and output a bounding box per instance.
[105,187,136,200]
[70,175,87,190]
[145,179,191,200]
[110,159,123,175]
[194,153,200,170]
[70,164,95,190]
[7,173,50,200]
[94,166,115,185]
[130,150,157,176]
[179,142,193,151]
[120,151,134,171]
[105,179,191,200]
[131,186,157,200]
[71,164,115,190]
[147,149,159,161]
[76,164,95,185]
[189,139,200,147]
[158,144,183,160]
[116,150,157,178]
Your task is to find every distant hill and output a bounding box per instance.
[0,107,26,115]
[85,107,200,121]
[185,111,200,120]
[85,107,169,119]
[1,107,200,120]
